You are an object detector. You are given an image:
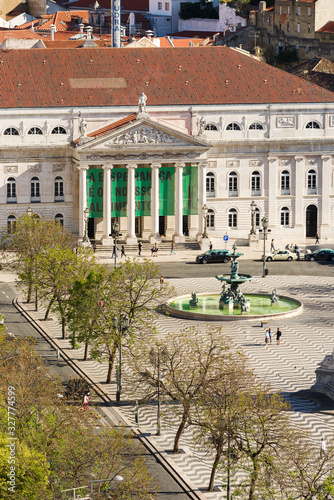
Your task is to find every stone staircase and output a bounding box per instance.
[92,239,200,253]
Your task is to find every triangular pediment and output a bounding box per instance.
[76,117,209,152]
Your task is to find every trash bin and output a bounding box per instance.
[265,268,269,276]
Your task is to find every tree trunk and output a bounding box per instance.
[44,295,55,320]
[248,457,259,500]
[208,447,223,491]
[173,405,190,453]
[106,343,118,384]
[27,283,33,303]
[61,316,66,339]
[84,342,89,361]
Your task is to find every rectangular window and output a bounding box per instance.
[287,23,289,32]
[297,23,300,33]
[308,7,311,16]
[297,6,301,16]
[308,24,311,33]
[287,6,290,15]
[279,5,282,14]
[158,2,162,10]
[228,212,237,228]
[165,2,169,11]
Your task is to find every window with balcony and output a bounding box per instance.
[281,207,290,226]
[54,176,64,202]
[7,215,16,234]
[7,177,16,203]
[228,171,238,197]
[4,127,19,136]
[207,209,215,229]
[251,171,261,196]
[31,176,40,202]
[281,170,290,195]
[206,172,215,198]
[307,169,317,194]
[228,209,237,228]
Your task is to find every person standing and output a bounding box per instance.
[83,392,89,411]
[93,242,97,253]
[295,244,300,261]
[315,233,320,244]
[160,275,164,287]
[154,243,158,257]
[121,245,126,258]
[276,328,282,345]
[171,242,176,255]
[268,326,272,344]
[270,239,275,252]
[112,245,118,258]
[265,330,270,346]
[209,241,213,251]
[138,241,142,256]
[321,438,327,456]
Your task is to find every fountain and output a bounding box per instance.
[165,244,303,322]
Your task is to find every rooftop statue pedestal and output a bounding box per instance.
[312,350,334,401]
[248,233,259,247]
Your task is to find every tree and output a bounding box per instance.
[0,213,75,303]
[220,0,250,13]
[127,325,234,453]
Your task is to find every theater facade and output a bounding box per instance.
[1,46,334,244]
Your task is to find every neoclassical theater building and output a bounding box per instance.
[1,46,334,244]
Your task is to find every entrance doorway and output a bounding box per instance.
[183,215,189,237]
[135,217,142,237]
[306,205,317,237]
[159,216,166,237]
[88,218,95,239]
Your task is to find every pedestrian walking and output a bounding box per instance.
[154,242,158,257]
[93,242,97,253]
[83,392,89,411]
[111,245,118,258]
[265,330,270,346]
[321,438,327,456]
[315,233,320,244]
[121,245,126,258]
[171,242,176,255]
[160,275,164,287]
[138,241,142,256]
[268,327,272,344]
[209,241,213,251]
[276,327,282,345]
[151,245,155,257]
[270,239,275,252]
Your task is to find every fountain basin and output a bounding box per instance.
[165,293,303,322]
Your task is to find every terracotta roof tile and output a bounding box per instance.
[74,113,137,142]
[63,0,149,10]
[17,11,89,31]
[317,21,334,33]
[0,46,333,109]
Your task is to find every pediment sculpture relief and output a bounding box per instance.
[112,127,183,145]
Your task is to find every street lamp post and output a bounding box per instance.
[112,313,130,403]
[202,204,209,239]
[82,207,90,243]
[250,201,257,235]
[261,217,269,277]
[112,221,120,270]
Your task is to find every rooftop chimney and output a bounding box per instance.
[79,23,84,34]
[50,24,56,41]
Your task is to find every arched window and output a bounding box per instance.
[206,172,215,197]
[226,123,241,131]
[281,170,290,195]
[281,207,290,227]
[7,215,16,234]
[7,177,16,203]
[31,177,40,202]
[228,171,238,197]
[28,127,43,135]
[228,208,237,228]
[55,213,64,226]
[307,169,317,194]
[51,126,67,135]
[249,123,263,130]
[4,127,19,136]
[251,171,261,196]
[204,123,218,131]
[207,209,215,228]
[306,121,320,129]
[54,176,64,202]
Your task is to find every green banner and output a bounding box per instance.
[86,166,197,218]
[183,165,198,215]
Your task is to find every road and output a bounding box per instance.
[0,282,190,500]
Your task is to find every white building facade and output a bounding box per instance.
[1,46,334,244]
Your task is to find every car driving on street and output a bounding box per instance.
[196,249,231,264]
[304,248,334,262]
[262,249,297,262]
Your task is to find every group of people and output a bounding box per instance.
[151,243,159,257]
[265,326,282,346]
[284,243,301,260]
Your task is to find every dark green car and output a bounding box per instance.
[196,249,231,264]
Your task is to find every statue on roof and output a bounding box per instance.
[79,117,87,137]
[138,92,147,114]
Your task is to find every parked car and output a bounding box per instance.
[304,248,334,262]
[196,249,231,264]
[262,249,297,262]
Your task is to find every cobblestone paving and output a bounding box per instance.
[20,275,334,499]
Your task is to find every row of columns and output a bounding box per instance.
[77,162,207,244]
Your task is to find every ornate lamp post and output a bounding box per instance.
[202,204,209,238]
[250,201,257,235]
[112,314,130,403]
[261,216,269,278]
[112,220,120,270]
[82,207,90,243]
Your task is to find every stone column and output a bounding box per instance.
[173,162,185,243]
[321,155,331,237]
[126,164,137,244]
[150,163,161,243]
[196,162,206,241]
[101,165,113,245]
[77,165,88,239]
[294,156,304,229]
